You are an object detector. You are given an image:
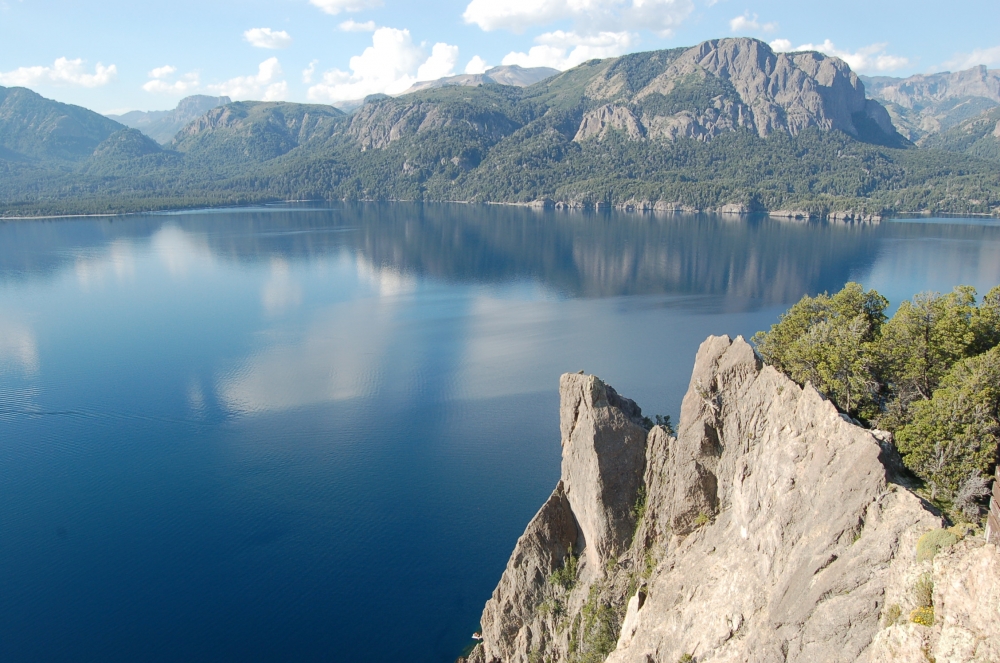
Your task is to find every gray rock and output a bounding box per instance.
[479,482,579,663]
[464,335,971,663]
[573,38,902,145]
[870,537,1000,663]
[574,105,646,142]
[559,373,649,568]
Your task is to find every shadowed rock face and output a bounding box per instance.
[464,336,1000,663]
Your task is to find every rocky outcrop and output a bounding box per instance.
[463,336,998,663]
[347,98,520,150]
[573,38,902,144]
[870,537,1000,663]
[559,374,649,568]
[574,105,646,142]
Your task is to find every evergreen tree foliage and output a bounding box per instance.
[896,346,1000,499]
[752,282,887,419]
[754,283,1000,516]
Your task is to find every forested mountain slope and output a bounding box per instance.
[2,38,999,218]
[922,106,1000,162]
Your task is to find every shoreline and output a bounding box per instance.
[2,196,998,222]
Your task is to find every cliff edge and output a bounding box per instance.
[463,336,999,663]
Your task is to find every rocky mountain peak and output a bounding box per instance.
[570,37,901,144]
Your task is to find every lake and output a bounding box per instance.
[2,204,1000,662]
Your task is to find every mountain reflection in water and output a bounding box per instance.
[2,204,1000,663]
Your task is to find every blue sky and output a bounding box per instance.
[1,0,998,113]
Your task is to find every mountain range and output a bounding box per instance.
[107,95,231,144]
[862,66,1000,142]
[2,38,999,218]
[402,64,559,94]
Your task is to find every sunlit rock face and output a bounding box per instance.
[463,336,998,663]
[572,37,897,144]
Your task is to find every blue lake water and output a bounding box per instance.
[2,204,1000,662]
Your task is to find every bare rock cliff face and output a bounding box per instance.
[575,38,895,143]
[464,336,998,663]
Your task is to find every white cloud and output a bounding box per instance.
[143,71,200,94]
[502,30,636,71]
[463,0,693,37]
[307,27,459,102]
[465,55,489,75]
[208,58,288,101]
[770,39,909,73]
[149,65,177,79]
[729,12,776,33]
[244,27,293,49]
[339,19,377,32]
[940,45,1000,71]
[416,43,459,81]
[0,57,117,88]
[310,0,382,15]
[303,59,319,83]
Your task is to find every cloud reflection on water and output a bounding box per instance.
[0,318,39,376]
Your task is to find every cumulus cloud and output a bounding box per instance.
[940,45,1000,71]
[416,43,459,81]
[339,19,376,32]
[303,59,319,83]
[208,58,288,101]
[307,27,459,102]
[502,30,636,70]
[465,55,489,75]
[0,57,117,87]
[244,27,293,49]
[310,0,382,15]
[770,39,909,73]
[143,70,200,94]
[149,65,177,79]
[463,0,693,37]
[729,12,776,33]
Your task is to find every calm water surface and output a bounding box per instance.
[2,204,1000,662]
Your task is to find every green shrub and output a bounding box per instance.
[913,573,934,608]
[910,606,935,626]
[678,655,694,663]
[575,585,624,663]
[948,522,976,538]
[916,529,958,562]
[549,550,579,590]
[632,486,648,523]
[642,550,656,579]
[694,512,710,527]
[882,603,902,627]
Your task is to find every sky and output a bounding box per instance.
[1,0,999,114]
